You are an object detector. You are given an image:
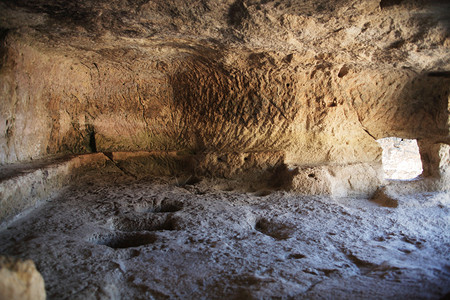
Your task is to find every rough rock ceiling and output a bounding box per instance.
[1,0,449,68]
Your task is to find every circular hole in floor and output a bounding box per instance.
[136,199,183,213]
[288,253,306,259]
[91,232,157,249]
[114,215,179,232]
[255,218,293,240]
[153,202,183,213]
[254,190,272,197]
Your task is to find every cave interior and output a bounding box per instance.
[0,0,449,299]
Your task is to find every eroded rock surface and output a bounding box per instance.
[0,0,449,170]
[0,170,448,299]
[0,2,449,297]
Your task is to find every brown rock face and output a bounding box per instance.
[0,0,449,194]
[0,2,449,295]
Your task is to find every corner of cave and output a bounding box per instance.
[0,0,449,299]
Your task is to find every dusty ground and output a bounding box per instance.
[0,168,449,299]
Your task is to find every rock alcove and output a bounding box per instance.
[0,0,449,299]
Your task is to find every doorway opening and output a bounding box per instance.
[377,137,423,180]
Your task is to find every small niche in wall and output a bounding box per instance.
[377,137,423,180]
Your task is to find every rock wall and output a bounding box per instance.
[0,0,449,195]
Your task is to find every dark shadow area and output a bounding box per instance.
[87,125,97,153]
[380,0,404,9]
[255,218,294,240]
[152,200,183,213]
[427,71,450,78]
[227,0,249,27]
[92,232,157,249]
[269,164,299,190]
[338,65,349,78]
[364,71,449,142]
[113,215,178,232]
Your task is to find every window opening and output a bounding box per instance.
[377,137,423,180]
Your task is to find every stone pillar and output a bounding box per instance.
[418,140,450,179]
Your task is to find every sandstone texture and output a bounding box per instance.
[1,0,449,171]
[0,1,449,298]
[0,256,46,300]
[1,0,449,205]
